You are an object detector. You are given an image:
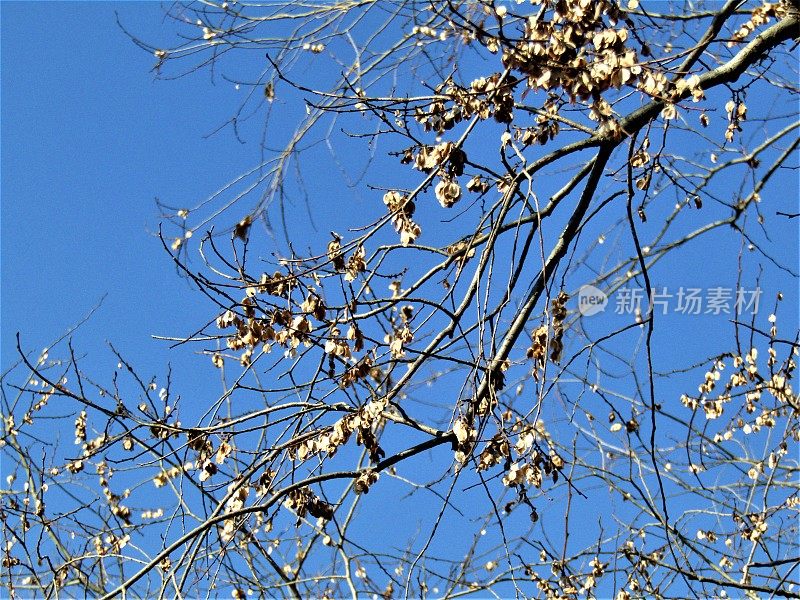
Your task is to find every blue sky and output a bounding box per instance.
[2,3,798,597]
[4,2,795,375]
[2,2,252,382]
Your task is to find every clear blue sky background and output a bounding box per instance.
[3,2,796,423]
[2,2,254,387]
[2,3,798,596]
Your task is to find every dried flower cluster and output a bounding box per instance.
[284,487,334,521]
[291,399,386,463]
[3,1,799,599]
[526,291,569,375]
